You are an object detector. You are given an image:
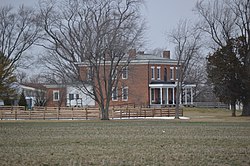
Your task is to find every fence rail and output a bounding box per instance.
[0,106,183,120]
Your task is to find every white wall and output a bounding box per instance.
[66,86,95,107]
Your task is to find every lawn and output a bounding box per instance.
[0,109,250,165]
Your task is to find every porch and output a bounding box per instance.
[149,83,195,107]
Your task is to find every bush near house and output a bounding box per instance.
[18,91,27,108]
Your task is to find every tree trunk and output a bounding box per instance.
[231,101,236,117]
[175,81,180,119]
[242,102,250,116]
[101,107,109,120]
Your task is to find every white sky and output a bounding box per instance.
[1,0,199,53]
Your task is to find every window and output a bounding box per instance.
[170,67,174,80]
[157,66,161,80]
[151,89,155,101]
[87,67,93,80]
[122,86,128,101]
[75,94,79,99]
[53,90,60,101]
[69,94,74,100]
[176,67,180,80]
[112,69,117,80]
[122,67,128,79]
[164,67,167,81]
[112,87,118,101]
[151,66,155,80]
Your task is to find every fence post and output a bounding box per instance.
[168,108,170,117]
[29,110,31,120]
[0,109,2,120]
[120,108,122,119]
[44,107,46,120]
[15,109,17,120]
[71,107,74,120]
[57,107,59,120]
[160,108,162,117]
[85,108,88,120]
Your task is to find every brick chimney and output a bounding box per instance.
[128,49,136,58]
[163,51,170,59]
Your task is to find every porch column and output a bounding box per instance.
[179,92,182,105]
[185,87,187,105]
[166,88,169,104]
[172,88,175,104]
[190,87,193,104]
[160,88,163,105]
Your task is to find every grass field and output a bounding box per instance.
[0,108,250,166]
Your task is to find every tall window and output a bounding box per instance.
[53,90,60,101]
[112,87,118,101]
[157,66,161,80]
[164,67,167,81]
[176,67,180,80]
[151,89,155,101]
[122,86,128,101]
[122,66,128,79]
[170,67,174,80]
[151,66,155,80]
[69,94,74,100]
[87,67,93,80]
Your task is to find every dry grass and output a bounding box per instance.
[0,108,250,165]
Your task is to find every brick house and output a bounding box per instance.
[78,50,195,107]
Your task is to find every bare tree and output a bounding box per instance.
[196,0,250,116]
[0,5,41,88]
[38,0,145,120]
[169,20,202,119]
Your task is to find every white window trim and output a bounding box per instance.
[170,67,174,80]
[122,86,128,101]
[151,66,155,80]
[151,89,155,102]
[112,87,118,101]
[176,67,179,81]
[157,66,161,80]
[122,67,128,79]
[53,90,60,101]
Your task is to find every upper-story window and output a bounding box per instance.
[164,67,167,81]
[122,66,128,79]
[151,66,155,80]
[112,87,118,101]
[157,66,161,80]
[53,90,60,101]
[87,67,93,80]
[170,67,174,80]
[176,67,180,80]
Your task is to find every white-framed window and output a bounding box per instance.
[170,67,174,80]
[176,67,180,80]
[151,89,155,101]
[87,66,93,80]
[69,94,74,100]
[76,94,79,99]
[151,66,155,80]
[157,66,161,80]
[122,66,128,79]
[112,69,118,80]
[122,86,128,101]
[112,87,118,101]
[53,90,60,101]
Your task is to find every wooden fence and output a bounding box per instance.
[0,106,183,120]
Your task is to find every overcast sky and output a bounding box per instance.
[1,0,199,53]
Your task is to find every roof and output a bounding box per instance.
[77,53,179,66]
[20,83,46,91]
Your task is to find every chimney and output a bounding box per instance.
[163,51,170,59]
[128,49,136,58]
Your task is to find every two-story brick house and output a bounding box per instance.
[79,50,195,107]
